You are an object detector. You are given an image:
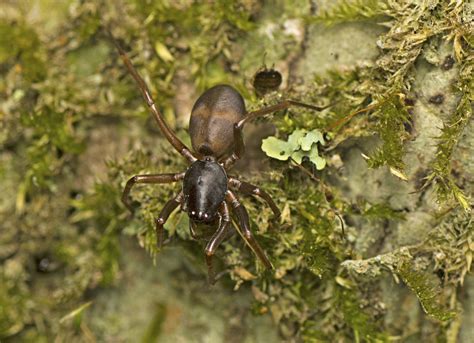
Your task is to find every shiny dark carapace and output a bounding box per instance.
[183,159,228,223]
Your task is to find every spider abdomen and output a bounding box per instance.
[189,84,246,158]
[183,160,228,222]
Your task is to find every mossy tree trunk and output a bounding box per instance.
[0,1,472,342]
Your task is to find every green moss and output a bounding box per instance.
[338,287,386,341]
[130,0,256,91]
[0,273,29,338]
[361,201,406,221]
[312,0,388,26]
[397,262,456,322]
[424,60,473,211]
[366,94,410,170]
[306,0,472,211]
[0,20,47,82]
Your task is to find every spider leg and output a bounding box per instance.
[122,173,184,214]
[241,100,332,127]
[221,100,333,169]
[108,32,197,164]
[228,178,280,219]
[155,192,184,248]
[205,202,232,284]
[221,123,245,169]
[226,191,273,269]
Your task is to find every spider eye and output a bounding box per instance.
[189,210,213,222]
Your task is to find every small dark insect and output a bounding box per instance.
[110,33,330,284]
[253,65,282,97]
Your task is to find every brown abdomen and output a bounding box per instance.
[189,84,246,158]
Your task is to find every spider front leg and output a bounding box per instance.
[155,192,184,248]
[226,191,273,269]
[108,32,197,164]
[204,202,233,284]
[228,178,280,220]
[122,173,184,214]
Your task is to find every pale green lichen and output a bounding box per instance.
[262,129,326,169]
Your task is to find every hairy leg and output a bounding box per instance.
[122,173,184,213]
[226,191,273,269]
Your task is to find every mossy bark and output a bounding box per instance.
[0,1,472,342]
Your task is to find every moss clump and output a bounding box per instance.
[424,58,473,211]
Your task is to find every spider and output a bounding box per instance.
[110,35,330,284]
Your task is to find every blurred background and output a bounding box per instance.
[0,1,472,342]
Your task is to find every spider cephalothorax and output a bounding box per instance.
[183,158,228,223]
[110,32,331,284]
